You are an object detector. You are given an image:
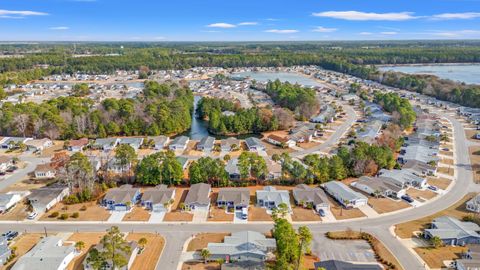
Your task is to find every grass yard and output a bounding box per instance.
[207,207,233,222]
[368,198,411,214]
[327,197,366,220]
[67,232,105,270]
[248,207,273,222]
[465,129,479,141]
[302,254,320,270]
[291,207,321,222]
[187,233,230,251]
[163,211,193,222]
[122,207,151,221]
[5,233,43,269]
[126,233,165,270]
[414,246,467,269]
[395,193,476,238]
[427,177,452,190]
[40,201,111,221]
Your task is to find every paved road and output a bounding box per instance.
[0,156,50,191]
[0,107,472,270]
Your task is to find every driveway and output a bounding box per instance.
[192,209,208,223]
[107,211,127,223]
[149,211,166,223]
[234,209,248,223]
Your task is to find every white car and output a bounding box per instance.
[27,212,38,220]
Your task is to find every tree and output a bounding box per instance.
[297,226,313,270]
[87,226,131,270]
[75,241,85,252]
[200,248,211,263]
[115,144,137,177]
[138,237,148,250]
[430,236,443,248]
[272,203,289,220]
[136,151,183,185]
[60,152,95,194]
[273,218,300,269]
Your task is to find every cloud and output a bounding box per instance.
[238,22,258,26]
[358,32,373,35]
[431,29,480,37]
[153,36,166,40]
[380,31,398,35]
[312,26,337,33]
[431,12,480,20]
[312,11,416,21]
[50,26,69,30]
[0,9,48,17]
[265,29,299,34]
[0,15,25,19]
[206,23,236,28]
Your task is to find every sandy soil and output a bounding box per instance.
[187,233,230,251]
[368,198,411,214]
[207,207,234,222]
[163,211,193,222]
[126,233,165,270]
[291,207,321,222]
[248,207,273,222]
[414,246,467,269]
[427,177,452,190]
[40,201,111,221]
[122,207,151,221]
[67,232,105,270]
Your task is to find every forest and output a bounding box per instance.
[0,81,193,139]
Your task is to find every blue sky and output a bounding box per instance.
[1,0,480,41]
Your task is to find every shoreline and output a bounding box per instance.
[376,62,480,68]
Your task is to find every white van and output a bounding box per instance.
[241,207,248,220]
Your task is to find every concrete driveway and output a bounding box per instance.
[149,211,166,223]
[107,211,127,223]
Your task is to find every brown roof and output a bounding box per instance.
[69,138,89,147]
[35,163,55,173]
[267,134,290,143]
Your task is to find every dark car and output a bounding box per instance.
[6,166,17,173]
[318,209,325,217]
[401,195,414,203]
[2,231,19,241]
[428,186,438,191]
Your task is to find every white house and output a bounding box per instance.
[0,191,28,213]
[25,138,53,152]
[0,156,13,173]
[467,194,480,213]
[266,134,296,148]
[34,163,56,179]
[323,181,368,208]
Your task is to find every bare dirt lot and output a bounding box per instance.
[5,233,43,269]
[248,207,273,222]
[67,232,105,270]
[438,166,454,176]
[406,188,437,201]
[427,177,452,190]
[368,198,410,214]
[395,193,475,238]
[122,207,151,221]
[465,129,479,141]
[163,211,193,222]
[207,207,233,222]
[414,246,467,269]
[187,233,230,251]
[469,146,480,183]
[291,207,321,222]
[126,233,165,270]
[40,201,111,221]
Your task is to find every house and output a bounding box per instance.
[266,134,296,148]
[0,236,11,265]
[141,185,175,212]
[176,156,189,171]
[34,163,56,179]
[225,158,241,181]
[403,160,437,176]
[150,136,170,150]
[256,186,291,212]
[0,156,13,172]
[322,181,368,208]
[12,236,76,270]
[356,120,382,144]
[25,138,53,152]
[101,184,141,211]
[378,168,428,188]
[221,137,240,152]
[424,216,480,246]
[0,191,28,213]
[289,124,315,143]
[67,138,89,152]
[1,137,32,149]
[314,260,383,270]
[184,183,211,211]
[207,231,276,262]
[196,136,215,152]
[455,245,480,270]
[310,105,335,123]
[27,186,70,214]
[245,137,265,152]
[169,136,189,151]
[84,241,138,270]
[353,176,407,199]
[217,188,250,210]
[292,184,330,212]
[118,137,144,150]
[265,159,282,180]
[466,194,480,213]
[342,94,359,102]
[92,138,119,151]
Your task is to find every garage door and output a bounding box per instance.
[114,205,127,211]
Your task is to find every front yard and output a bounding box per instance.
[207,207,233,222]
[469,146,480,183]
[0,201,29,221]
[414,246,467,269]
[122,207,151,221]
[126,233,165,270]
[5,233,44,269]
[427,177,452,190]
[67,232,105,270]
[368,198,410,214]
[186,233,230,251]
[163,211,193,222]
[248,207,273,222]
[40,201,111,221]
[327,197,366,220]
[291,207,321,222]
[406,188,437,202]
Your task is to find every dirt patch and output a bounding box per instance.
[465,129,479,141]
[39,141,64,158]
[126,233,165,270]
[2,178,48,192]
[248,207,273,222]
[406,188,437,201]
[368,198,410,214]
[0,201,29,221]
[427,177,452,190]
[439,150,453,157]
[327,197,366,220]
[469,146,480,184]
[302,254,320,270]
[171,188,189,210]
[5,233,43,269]
[207,207,233,222]
[181,262,220,270]
[122,207,151,221]
[414,246,467,269]
[440,158,454,166]
[67,232,105,270]
[438,166,454,176]
[163,211,193,222]
[40,201,111,221]
[395,193,476,238]
[187,233,230,251]
[291,207,321,222]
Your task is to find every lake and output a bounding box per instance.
[378,64,480,85]
[234,71,324,87]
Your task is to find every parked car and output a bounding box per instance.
[27,212,38,220]
[428,185,438,191]
[5,231,18,241]
[442,148,450,151]
[241,208,248,220]
[6,166,17,173]
[401,195,414,203]
[318,209,325,217]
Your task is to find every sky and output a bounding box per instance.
[1,0,480,41]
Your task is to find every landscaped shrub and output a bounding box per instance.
[59,213,69,220]
[49,211,59,218]
[80,205,87,211]
[71,212,79,218]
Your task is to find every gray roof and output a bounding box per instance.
[403,160,436,174]
[256,186,291,209]
[150,136,169,146]
[245,137,264,150]
[103,184,139,204]
[0,193,19,207]
[207,231,276,258]
[170,136,189,146]
[12,237,75,270]
[378,169,426,186]
[27,187,68,212]
[355,176,404,194]
[225,158,240,176]
[93,138,119,148]
[467,194,480,208]
[217,188,250,205]
[141,185,175,205]
[119,137,144,148]
[314,260,383,270]
[221,137,240,150]
[323,181,367,202]
[292,184,329,206]
[197,136,215,150]
[184,183,211,206]
[425,216,480,240]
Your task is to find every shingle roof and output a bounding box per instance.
[11,237,75,270]
[425,216,480,240]
[217,188,250,205]
[207,231,276,257]
[184,183,211,206]
[103,185,139,204]
[292,184,329,206]
[141,185,174,205]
